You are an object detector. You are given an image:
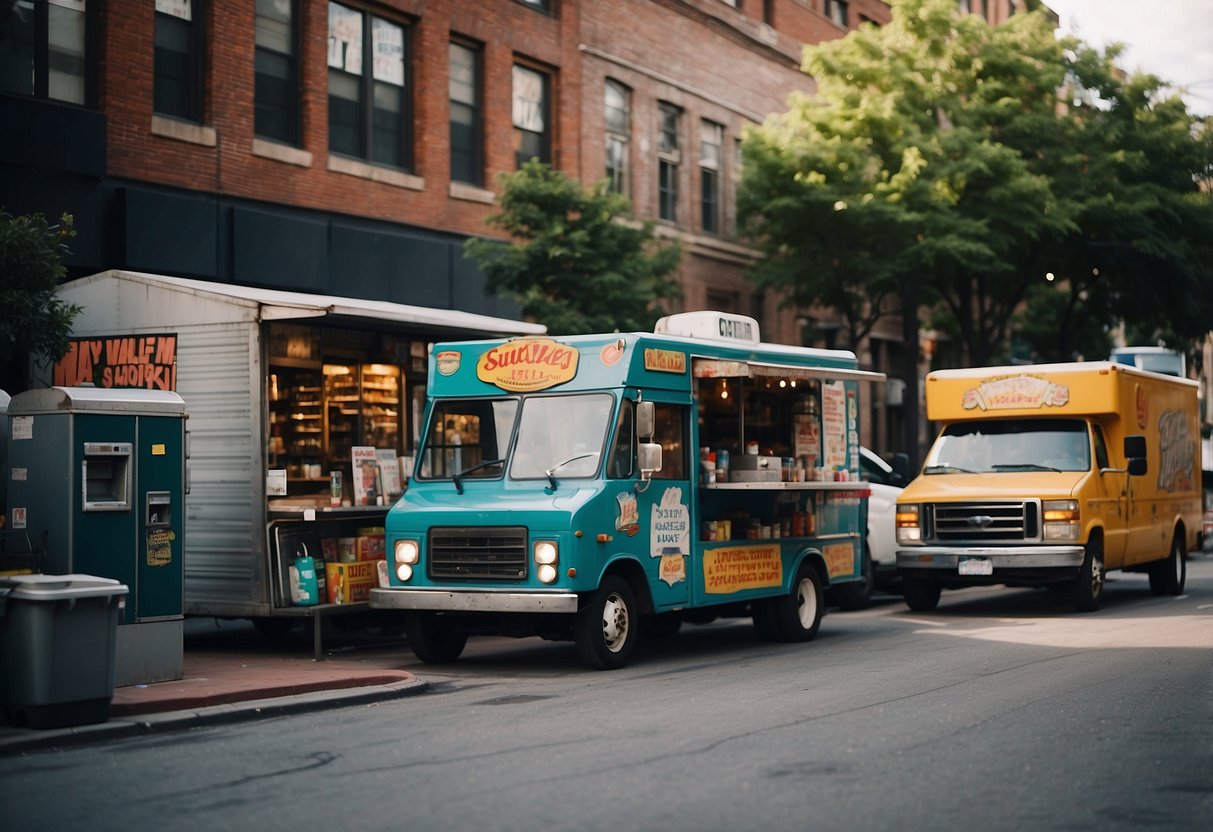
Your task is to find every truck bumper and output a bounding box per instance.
[370,587,579,614]
[896,545,1085,571]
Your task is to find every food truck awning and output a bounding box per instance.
[692,358,886,384]
[76,270,547,337]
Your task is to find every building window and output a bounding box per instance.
[449,40,483,186]
[519,0,552,13]
[825,0,848,28]
[327,2,411,169]
[255,0,298,144]
[0,0,90,105]
[604,78,630,195]
[155,0,204,121]
[513,63,550,168]
[658,102,681,223]
[700,120,722,234]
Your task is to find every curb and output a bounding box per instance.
[0,676,429,756]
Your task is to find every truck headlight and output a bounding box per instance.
[394,538,420,582]
[896,504,922,544]
[534,540,558,584]
[1042,500,1080,541]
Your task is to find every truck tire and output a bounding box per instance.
[902,574,940,612]
[405,612,467,663]
[1072,540,1105,612]
[575,575,638,670]
[1148,531,1186,596]
[769,560,824,642]
[835,546,874,611]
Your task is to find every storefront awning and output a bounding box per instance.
[692,358,886,384]
[79,270,547,337]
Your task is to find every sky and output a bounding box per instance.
[1044,0,1213,116]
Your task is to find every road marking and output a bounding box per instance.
[900,617,947,627]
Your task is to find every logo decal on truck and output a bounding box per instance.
[651,487,689,586]
[1156,409,1195,492]
[961,375,1069,411]
[476,338,579,392]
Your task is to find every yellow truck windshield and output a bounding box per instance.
[924,418,1091,474]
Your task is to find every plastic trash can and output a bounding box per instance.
[0,574,129,729]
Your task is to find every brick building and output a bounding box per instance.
[1,0,1029,454]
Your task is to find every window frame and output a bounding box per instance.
[604,78,631,196]
[154,0,206,122]
[449,37,484,186]
[657,101,682,223]
[0,0,95,106]
[826,0,849,29]
[327,2,414,171]
[512,62,551,168]
[699,119,723,234]
[254,0,300,145]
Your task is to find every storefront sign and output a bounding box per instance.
[53,334,178,390]
[703,545,782,594]
[476,338,578,392]
[644,348,686,374]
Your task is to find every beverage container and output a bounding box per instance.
[330,470,343,507]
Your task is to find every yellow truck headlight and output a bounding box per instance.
[534,540,559,583]
[1042,500,1080,541]
[394,538,420,582]
[896,504,922,544]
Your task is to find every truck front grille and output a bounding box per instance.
[428,526,528,580]
[929,502,1039,543]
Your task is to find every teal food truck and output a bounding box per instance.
[370,312,883,668]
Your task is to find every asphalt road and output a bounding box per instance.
[5,555,1212,832]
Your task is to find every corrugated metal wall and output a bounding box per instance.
[179,322,266,608]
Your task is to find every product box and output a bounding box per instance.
[325,560,379,604]
[730,455,782,482]
[354,533,386,561]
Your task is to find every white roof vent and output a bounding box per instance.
[654,311,761,345]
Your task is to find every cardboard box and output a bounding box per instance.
[325,560,378,604]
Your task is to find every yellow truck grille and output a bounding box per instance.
[930,502,1040,543]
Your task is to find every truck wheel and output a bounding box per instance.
[835,546,874,611]
[575,575,637,670]
[1148,532,1186,596]
[770,561,824,642]
[1072,540,1105,612]
[405,612,467,663]
[902,575,940,612]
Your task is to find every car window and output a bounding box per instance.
[859,449,892,485]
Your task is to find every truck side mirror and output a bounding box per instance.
[637,400,655,440]
[1123,435,1147,477]
[638,442,663,478]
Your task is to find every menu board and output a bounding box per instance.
[822,381,847,470]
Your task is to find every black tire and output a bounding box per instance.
[902,574,941,612]
[751,599,783,642]
[1148,531,1187,596]
[575,575,638,669]
[769,560,824,642]
[405,612,467,663]
[1072,539,1105,612]
[835,546,874,611]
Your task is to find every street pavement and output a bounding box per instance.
[0,616,428,756]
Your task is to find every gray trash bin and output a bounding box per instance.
[0,574,129,729]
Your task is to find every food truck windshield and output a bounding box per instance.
[417,392,617,483]
[924,417,1092,474]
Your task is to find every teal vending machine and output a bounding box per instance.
[5,387,188,685]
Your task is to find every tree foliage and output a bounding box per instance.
[465,160,682,335]
[739,0,1213,369]
[0,209,80,377]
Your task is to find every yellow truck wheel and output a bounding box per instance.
[1072,541,1105,612]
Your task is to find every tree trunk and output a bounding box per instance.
[900,277,922,469]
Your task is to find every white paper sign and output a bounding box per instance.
[266,469,287,496]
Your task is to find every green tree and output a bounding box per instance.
[739,0,1213,456]
[465,160,682,335]
[0,210,81,391]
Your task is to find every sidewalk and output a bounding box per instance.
[0,617,428,756]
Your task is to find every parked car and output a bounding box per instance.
[832,446,909,610]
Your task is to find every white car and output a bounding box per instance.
[833,446,908,609]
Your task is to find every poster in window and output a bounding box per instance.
[351,446,379,505]
[512,66,544,131]
[822,381,847,470]
[376,448,403,501]
[328,4,363,73]
[372,19,404,86]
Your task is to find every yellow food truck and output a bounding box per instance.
[896,362,1201,612]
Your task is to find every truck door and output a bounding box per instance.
[608,399,691,609]
[1090,423,1128,569]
